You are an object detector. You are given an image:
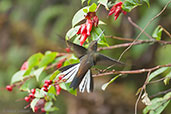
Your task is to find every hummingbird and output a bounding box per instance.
[57,32,124,93]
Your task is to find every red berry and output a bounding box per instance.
[43,83,49,88]
[57,63,62,69]
[41,108,46,112]
[34,107,39,112]
[31,88,36,94]
[56,84,61,95]
[65,48,70,53]
[43,87,48,92]
[20,61,28,70]
[6,85,13,92]
[58,76,63,80]
[29,93,35,99]
[122,10,127,15]
[24,96,30,102]
[45,80,52,85]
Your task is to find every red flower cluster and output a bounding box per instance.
[77,12,99,46]
[20,61,28,70]
[109,2,127,20]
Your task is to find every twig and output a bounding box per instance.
[98,39,171,51]
[150,88,171,98]
[93,64,171,77]
[128,17,154,40]
[159,25,171,38]
[134,71,151,114]
[105,36,134,42]
[149,77,166,84]
[118,0,171,61]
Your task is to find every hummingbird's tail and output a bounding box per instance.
[57,64,93,93]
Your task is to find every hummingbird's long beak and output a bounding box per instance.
[96,30,105,42]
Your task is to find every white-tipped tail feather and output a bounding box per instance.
[57,64,92,93]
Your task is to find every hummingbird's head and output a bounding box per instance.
[88,30,104,52]
[88,40,98,52]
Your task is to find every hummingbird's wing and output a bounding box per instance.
[95,53,124,66]
[66,40,87,58]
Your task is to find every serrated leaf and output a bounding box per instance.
[89,3,97,12]
[66,26,80,40]
[98,0,109,10]
[30,98,40,112]
[148,67,169,82]
[44,102,59,112]
[11,70,26,84]
[39,52,57,67]
[72,7,88,27]
[28,53,43,69]
[59,82,77,96]
[164,71,171,85]
[34,67,45,81]
[152,26,163,41]
[91,26,109,46]
[102,74,121,91]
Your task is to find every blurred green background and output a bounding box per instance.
[0,0,170,114]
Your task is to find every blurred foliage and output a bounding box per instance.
[0,0,171,114]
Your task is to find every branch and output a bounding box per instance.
[93,64,171,77]
[98,40,171,51]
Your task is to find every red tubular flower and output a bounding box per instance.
[108,2,126,21]
[80,24,87,34]
[80,33,88,46]
[20,61,28,70]
[86,19,93,36]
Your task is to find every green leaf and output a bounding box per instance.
[66,26,80,40]
[143,0,150,7]
[148,67,169,82]
[30,98,40,112]
[11,70,26,84]
[102,74,121,91]
[50,70,60,80]
[19,79,30,91]
[91,26,109,46]
[98,0,109,10]
[34,67,45,81]
[89,3,97,12]
[44,102,59,112]
[28,53,43,69]
[122,0,141,12]
[48,86,56,95]
[164,71,171,85]
[34,89,46,98]
[72,7,88,27]
[143,92,171,114]
[152,26,163,41]
[59,82,77,96]
[39,52,57,67]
